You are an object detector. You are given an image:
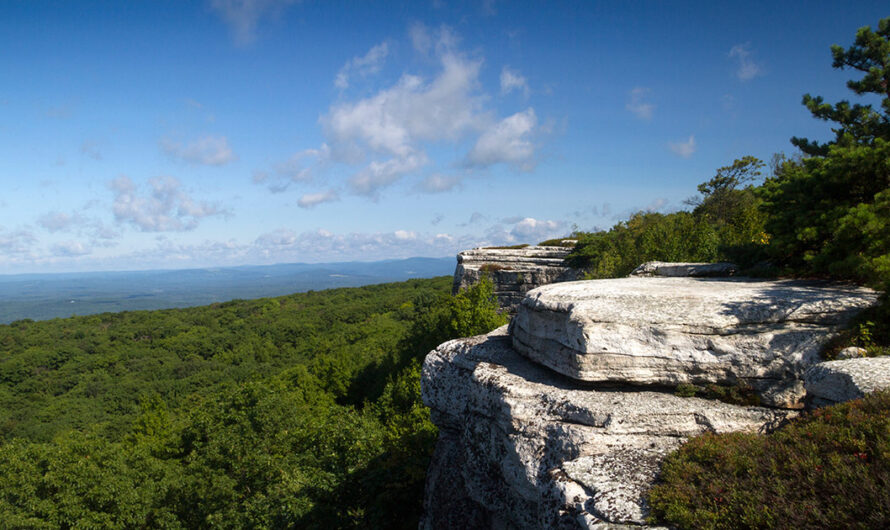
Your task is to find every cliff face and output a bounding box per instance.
[421,273,880,528]
[453,246,581,311]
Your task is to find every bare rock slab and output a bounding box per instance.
[420,328,792,528]
[630,261,737,277]
[511,278,879,408]
[805,357,890,407]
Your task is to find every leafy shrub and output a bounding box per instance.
[648,390,890,529]
[567,211,721,278]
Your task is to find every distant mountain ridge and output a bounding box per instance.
[0,257,455,323]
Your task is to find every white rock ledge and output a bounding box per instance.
[805,356,890,407]
[511,277,880,408]
[420,327,793,528]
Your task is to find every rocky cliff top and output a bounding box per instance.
[422,266,883,528]
[452,245,580,311]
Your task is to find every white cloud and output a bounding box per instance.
[510,217,562,240]
[349,152,428,196]
[37,210,121,241]
[110,176,231,232]
[251,227,471,262]
[253,144,330,193]
[270,24,539,200]
[161,135,235,166]
[0,228,36,256]
[297,189,339,208]
[668,135,696,158]
[626,87,654,120]
[210,0,299,45]
[500,67,529,96]
[729,43,762,81]
[418,173,463,193]
[38,211,84,233]
[335,42,389,89]
[466,108,537,170]
[323,51,485,159]
[51,240,91,257]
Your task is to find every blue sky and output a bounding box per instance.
[0,1,887,273]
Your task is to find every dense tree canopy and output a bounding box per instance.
[0,276,506,528]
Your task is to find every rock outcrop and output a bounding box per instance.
[805,356,890,407]
[453,246,581,311]
[630,261,737,277]
[421,273,881,528]
[511,277,879,408]
[421,327,793,528]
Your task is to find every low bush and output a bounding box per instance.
[648,390,890,529]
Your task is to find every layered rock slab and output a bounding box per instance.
[511,277,879,408]
[453,246,581,311]
[420,327,793,528]
[805,357,890,407]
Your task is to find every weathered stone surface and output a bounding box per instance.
[630,261,737,277]
[511,278,879,408]
[453,246,581,311]
[805,356,890,407]
[420,328,793,528]
[836,346,868,360]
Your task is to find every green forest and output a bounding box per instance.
[0,277,506,528]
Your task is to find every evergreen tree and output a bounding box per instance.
[791,18,890,155]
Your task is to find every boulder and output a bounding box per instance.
[453,246,581,311]
[629,261,737,277]
[511,277,879,408]
[836,346,867,359]
[420,328,793,528]
[804,356,890,407]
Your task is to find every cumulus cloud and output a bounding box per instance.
[500,67,529,96]
[466,108,537,170]
[323,51,485,160]
[0,228,36,256]
[417,173,463,193]
[729,43,762,81]
[626,87,654,120]
[251,227,471,262]
[480,216,566,246]
[349,153,428,196]
[210,0,299,45]
[335,42,389,89]
[254,144,329,193]
[509,217,563,240]
[161,135,235,166]
[37,210,121,241]
[268,24,539,200]
[51,240,91,257]
[38,211,85,233]
[668,135,696,158]
[297,189,339,208]
[110,176,231,232]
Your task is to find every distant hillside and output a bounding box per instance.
[0,257,454,323]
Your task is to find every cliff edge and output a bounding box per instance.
[421,273,880,528]
[453,245,581,312]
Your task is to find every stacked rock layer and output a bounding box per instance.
[453,246,581,312]
[421,276,880,528]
